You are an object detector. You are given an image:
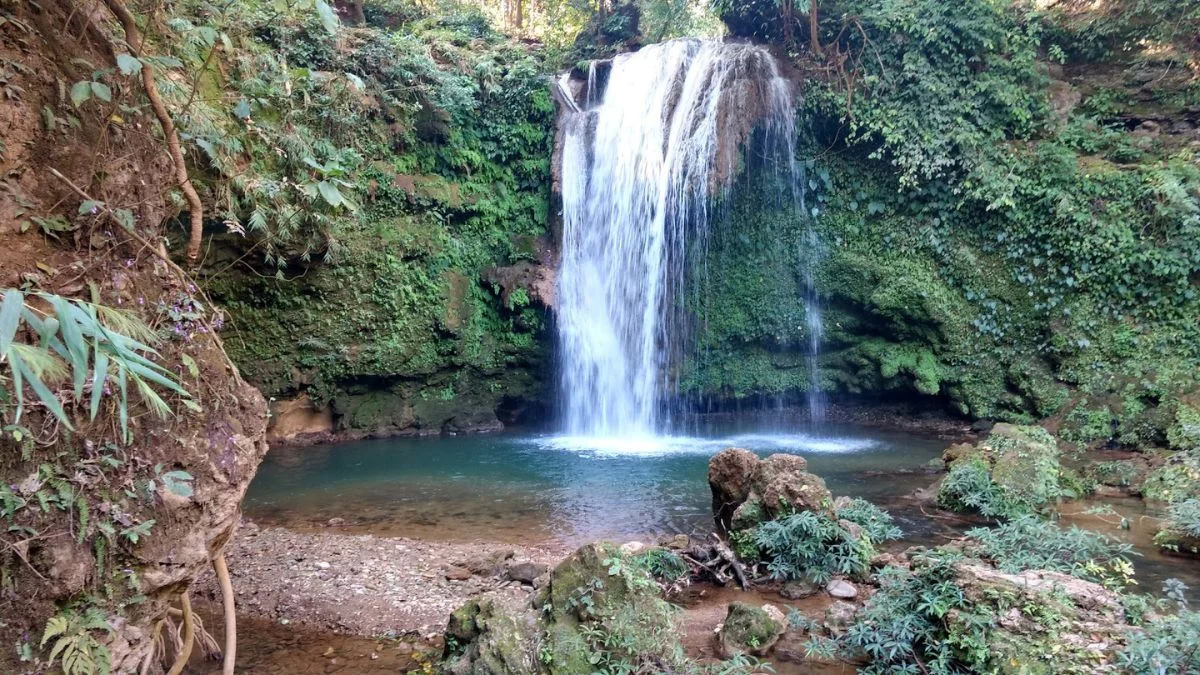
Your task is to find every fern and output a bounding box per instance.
[41,607,113,675]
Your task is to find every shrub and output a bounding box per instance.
[1117,581,1200,675]
[630,548,689,583]
[835,498,903,543]
[753,510,874,584]
[937,457,1031,519]
[966,516,1136,588]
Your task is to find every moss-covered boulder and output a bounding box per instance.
[719,602,785,658]
[1143,449,1200,504]
[443,594,542,675]
[443,543,689,674]
[1154,499,1200,556]
[709,449,832,532]
[937,424,1072,518]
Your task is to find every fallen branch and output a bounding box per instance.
[681,553,730,586]
[713,540,748,590]
[100,0,205,263]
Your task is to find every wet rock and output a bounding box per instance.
[826,579,858,600]
[327,517,345,527]
[668,534,690,549]
[823,601,858,634]
[504,561,548,585]
[719,601,785,658]
[1134,119,1161,136]
[709,448,831,532]
[938,423,1065,516]
[709,448,761,528]
[779,580,819,600]
[462,549,514,577]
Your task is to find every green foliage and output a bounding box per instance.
[1142,449,1200,504]
[938,457,1032,519]
[1117,581,1200,675]
[966,516,1136,588]
[836,549,994,674]
[41,606,113,675]
[752,510,874,584]
[835,497,902,543]
[1154,499,1200,553]
[630,548,688,583]
[0,290,189,442]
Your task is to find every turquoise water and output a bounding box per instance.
[243,420,949,544]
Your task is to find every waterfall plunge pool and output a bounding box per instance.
[243,419,950,546]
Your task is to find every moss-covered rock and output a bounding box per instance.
[443,543,688,674]
[1142,449,1200,504]
[937,423,1071,517]
[718,602,785,658]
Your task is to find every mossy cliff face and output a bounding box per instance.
[201,9,557,437]
[681,0,1200,448]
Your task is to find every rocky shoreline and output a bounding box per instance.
[192,520,571,638]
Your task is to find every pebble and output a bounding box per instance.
[826,579,858,599]
[315,561,331,570]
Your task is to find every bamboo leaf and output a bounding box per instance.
[0,290,22,353]
[89,348,109,421]
[14,356,71,429]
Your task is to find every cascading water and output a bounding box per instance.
[557,39,811,438]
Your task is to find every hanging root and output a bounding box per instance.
[214,553,236,675]
[166,591,195,675]
[101,0,206,263]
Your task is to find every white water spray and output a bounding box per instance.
[557,39,809,438]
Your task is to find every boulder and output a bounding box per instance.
[823,601,858,633]
[443,593,542,675]
[779,579,819,600]
[938,423,1065,516]
[505,561,548,585]
[709,448,832,532]
[826,579,858,600]
[446,543,686,673]
[718,602,785,658]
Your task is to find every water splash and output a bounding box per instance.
[557,39,808,437]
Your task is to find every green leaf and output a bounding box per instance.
[70,81,92,107]
[115,53,142,76]
[232,98,251,119]
[89,348,109,421]
[315,181,345,208]
[78,200,104,215]
[179,353,199,378]
[14,356,71,429]
[314,0,339,33]
[90,82,111,103]
[0,290,23,354]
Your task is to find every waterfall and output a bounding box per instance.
[557,39,808,438]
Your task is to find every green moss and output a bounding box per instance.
[938,424,1069,517]
[720,602,781,656]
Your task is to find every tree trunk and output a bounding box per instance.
[809,0,821,56]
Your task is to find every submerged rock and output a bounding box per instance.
[719,601,785,658]
[709,448,832,532]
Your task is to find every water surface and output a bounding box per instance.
[245,420,948,544]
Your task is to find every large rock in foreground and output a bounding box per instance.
[709,449,832,532]
[442,543,686,674]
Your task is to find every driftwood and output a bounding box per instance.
[713,540,749,590]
